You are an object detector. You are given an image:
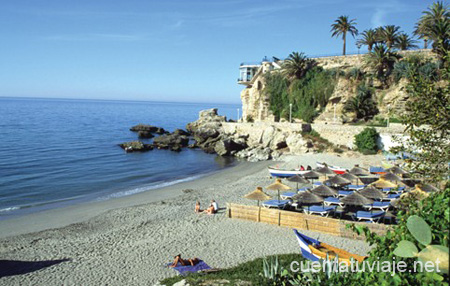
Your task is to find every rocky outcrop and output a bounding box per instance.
[119,141,153,152]
[152,134,189,151]
[138,131,154,139]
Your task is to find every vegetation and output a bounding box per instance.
[344,84,378,121]
[265,65,337,123]
[357,29,377,52]
[395,33,420,50]
[365,44,401,87]
[281,52,317,80]
[354,127,380,154]
[330,15,358,55]
[380,25,402,49]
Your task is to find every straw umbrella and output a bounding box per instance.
[266,179,291,202]
[385,166,408,176]
[287,175,310,190]
[244,187,272,206]
[415,183,439,193]
[303,171,322,183]
[340,172,359,184]
[292,191,324,211]
[349,165,369,176]
[316,166,336,179]
[381,172,403,182]
[311,184,338,197]
[341,191,374,206]
[323,175,351,188]
[359,186,387,200]
[370,178,398,189]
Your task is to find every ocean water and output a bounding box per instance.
[0,97,240,219]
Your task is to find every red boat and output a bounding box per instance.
[316,162,347,174]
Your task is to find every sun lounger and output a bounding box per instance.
[364,201,391,211]
[262,200,290,209]
[346,184,365,190]
[324,197,344,207]
[338,190,354,197]
[280,192,297,200]
[167,260,211,275]
[380,193,401,201]
[353,211,385,223]
[369,166,385,174]
[298,187,310,192]
[304,205,336,217]
[313,182,323,186]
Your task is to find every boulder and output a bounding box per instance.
[155,127,167,134]
[214,138,248,156]
[192,122,222,144]
[286,133,309,154]
[130,124,158,132]
[247,147,272,162]
[260,126,277,148]
[186,108,226,134]
[119,141,153,152]
[138,131,154,139]
[173,129,190,136]
[270,132,287,150]
[153,134,189,149]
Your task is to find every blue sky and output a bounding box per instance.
[0,0,436,104]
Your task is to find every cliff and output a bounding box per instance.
[240,49,436,123]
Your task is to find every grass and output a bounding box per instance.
[160,253,304,286]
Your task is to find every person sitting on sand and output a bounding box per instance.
[195,201,201,213]
[211,199,218,213]
[203,204,215,215]
[170,254,199,267]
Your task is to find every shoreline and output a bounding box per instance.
[0,160,268,239]
[0,153,381,285]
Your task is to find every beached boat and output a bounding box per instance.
[294,229,366,264]
[268,166,309,178]
[316,162,347,174]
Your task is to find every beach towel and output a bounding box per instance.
[167,260,211,275]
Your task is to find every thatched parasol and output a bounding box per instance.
[323,175,351,187]
[415,183,439,193]
[349,165,369,176]
[311,185,338,197]
[292,191,323,211]
[340,172,359,184]
[266,179,291,202]
[303,171,322,182]
[287,175,310,190]
[244,187,272,206]
[381,172,403,182]
[341,191,374,206]
[316,166,335,179]
[359,186,386,199]
[385,166,408,176]
[370,178,398,189]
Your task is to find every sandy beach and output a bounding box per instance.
[0,153,383,285]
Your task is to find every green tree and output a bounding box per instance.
[330,16,358,55]
[395,33,420,50]
[365,44,402,86]
[380,25,402,49]
[281,52,317,80]
[354,127,380,154]
[357,29,377,52]
[414,1,450,60]
[344,84,379,120]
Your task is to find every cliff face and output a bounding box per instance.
[240,49,436,123]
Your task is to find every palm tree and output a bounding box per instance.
[380,25,402,49]
[365,44,401,87]
[427,18,450,58]
[331,16,358,55]
[357,29,377,52]
[281,52,317,80]
[395,33,419,50]
[344,84,378,120]
[414,1,450,54]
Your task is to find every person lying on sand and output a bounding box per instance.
[203,204,215,215]
[170,254,199,267]
[195,201,202,213]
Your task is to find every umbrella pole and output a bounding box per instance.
[278,190,280,202]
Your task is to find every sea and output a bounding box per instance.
[0,97,240,220]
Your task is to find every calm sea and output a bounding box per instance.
[0,97,240,219]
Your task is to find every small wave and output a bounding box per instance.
[96,174,205,201]
[0,206,20,212]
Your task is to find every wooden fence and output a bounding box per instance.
[226,203,389,239]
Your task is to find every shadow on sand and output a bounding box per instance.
[0,258,70,278]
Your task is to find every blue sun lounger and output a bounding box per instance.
[346,184,365,190]
[280,192,296,200]
[354,211,385,223]
[324,197,344,207]
[304,205,336,217]
[167,260,211,275]
[262,199,290,209]
[380,193,401,201]
[338,190,354,197]
[313,182,323,186]
[364,201,391,211]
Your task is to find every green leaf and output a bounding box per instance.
[407,215,432,245]
[417,245,449,274]
[393,240,419,257]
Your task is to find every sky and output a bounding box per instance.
[0,0,437,104]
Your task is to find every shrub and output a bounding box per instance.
[344,84,379,121]
[354,127,379,154]
[246,115,254,123]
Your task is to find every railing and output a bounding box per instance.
[240,61,262,66]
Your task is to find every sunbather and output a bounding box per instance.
[170,254,199,267]
[195,201,201,213]
[203,204,215,214]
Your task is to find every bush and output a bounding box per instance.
[344,84,379,121]
[246,115,254,123]
[354,127,379,154]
